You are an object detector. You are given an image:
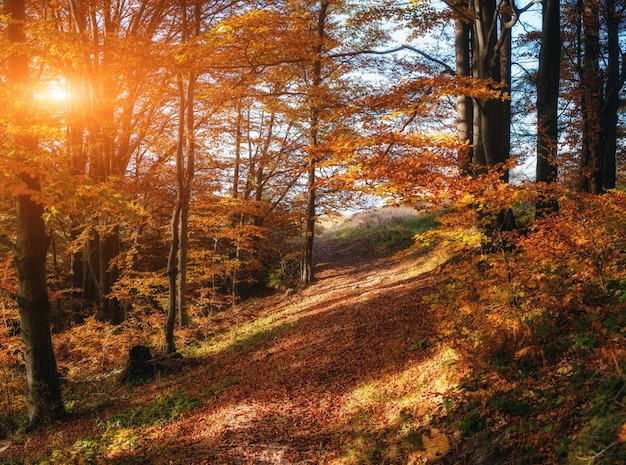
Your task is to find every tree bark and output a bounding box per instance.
[177,72,196,327]
[473,0,511,170]
[471,0,516,232]
[302,0,329,286]
[600,0,624,191]
[232,104,243,200]
[5,0,64,425]
[579,0,603,193]
[455,9,473,170]
[165,0,199,351]
[165,74,187,354]
[15,177,65,425]
[96,223,123,324]
[165,199,181,354]
[536,0,561,216]
[577,0,624,193]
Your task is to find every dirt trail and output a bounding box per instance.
[1,236,445,465]
[141,238,443,464]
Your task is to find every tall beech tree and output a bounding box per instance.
[470,0,512,173]
[4,0,64,425]
[454,0,473,170]
[302,0,329,285]
[577,0,625,193]
[199,0,390,285]
[447,0,539,231]
[535,0,560,215]
[166,0,201,353]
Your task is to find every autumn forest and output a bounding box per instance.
[1,0,626,463]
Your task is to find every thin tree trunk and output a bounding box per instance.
[165,72,188,354]
[96,223,122,324]
[175,0,199,327]
[303,160,316,285]
[302,0,328,286]
[231,105,244,301]
[67,76,89,319]
[166,0,199,349]
[233,104,243,200]
[177,72,195,327]
[499,7,512,176]
[165,202,181,354]
[177,199,189,326]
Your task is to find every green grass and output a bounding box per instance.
[184,306,298,358]
[326,213,439,253]
[567,372,626,464]
[102,390,198,429]
[230,322,292,352]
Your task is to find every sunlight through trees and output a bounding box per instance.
[0,1,624,455]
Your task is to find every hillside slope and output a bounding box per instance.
[1,211,625,464]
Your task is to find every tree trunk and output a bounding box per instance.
[177,70,196,327]
[455,11,473,170]
[15,177,65,425]
[600,0,624,191]
[579,0,603,193]
[232,104,243,200]
[472,0,510,169]
[577,0,624,193]
[471,0,516,232]
[165,200,181,354]
[67,79,90,320]
[166,0,199,350]
[499,7,512,175]
[96,223,123,324]
[5,0,64,425]
[302,0,329,286]
[177,196,190,327]
[165,74,187,354]
[536,0,561,216]
[303,160,316,285]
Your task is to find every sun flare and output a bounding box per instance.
[34,84,69,104]
[47,88,68,101]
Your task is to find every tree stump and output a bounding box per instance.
[118,345,158,385]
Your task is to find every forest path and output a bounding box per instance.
[141,235,448,464]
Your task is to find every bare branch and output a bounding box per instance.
[330,44,455,74]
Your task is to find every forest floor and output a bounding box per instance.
[1,210,625,464]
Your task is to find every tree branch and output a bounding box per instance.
[204,44,454,74]
[329,44,455,74]
[492,0,541,70]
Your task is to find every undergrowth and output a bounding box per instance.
[422,191,626,465]
[12,378,238,465]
